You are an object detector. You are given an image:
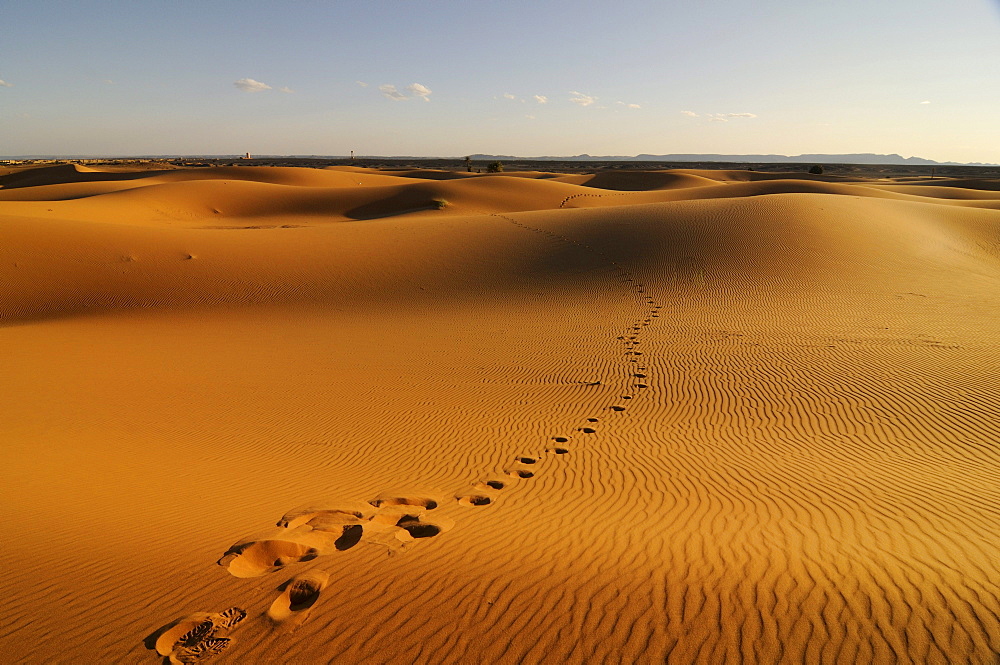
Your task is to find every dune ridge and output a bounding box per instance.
[1,164,999,663]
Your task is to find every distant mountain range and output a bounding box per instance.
[3,153,996,167]
[469,153,996,166]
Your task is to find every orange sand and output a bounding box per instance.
[1,164,999,663]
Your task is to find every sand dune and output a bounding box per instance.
[1,165,999,663]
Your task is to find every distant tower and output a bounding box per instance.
[351,150,355,161]
[244,152,251,160]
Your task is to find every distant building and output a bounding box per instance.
[241,152,251,160]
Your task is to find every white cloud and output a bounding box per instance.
[379,84,408,101]
[525,114,536,120]
[920,100,931,104]
[407,82,432,101]
[278,86,294,94]
[533,95,548,104]
[617,101,641,109]
[103,79,114,85]
[356,81,369,87]
[569,91,596,106]
[704,112,756,121]
[503,92,516,100]
[0,79,13,88]
[234,78,272,93]
[378,82,432,102]
[681,110,698,117]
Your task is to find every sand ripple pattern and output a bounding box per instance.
[2,165,1000,664]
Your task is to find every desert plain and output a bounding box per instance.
[1,162,999,663]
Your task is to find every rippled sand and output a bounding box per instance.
[1,163,999,663]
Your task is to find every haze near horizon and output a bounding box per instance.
[1,0,998,163]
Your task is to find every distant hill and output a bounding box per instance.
[4,153,995,167]
[468,153,994,166]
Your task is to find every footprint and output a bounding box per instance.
[580,427,596,434]
[218,529,334,578]
[171,638,231,664]
[621,395,633,400]
[319,523,364,551]
[396,515,445,538]
[155,614,214,659]
[154,607,246,662]
[212,608,248,630]
[546,446,570,455]
[586,418,599,423]
[609,406,626,412]
[505,467,535,479]
[267,570,330,632]
[635,384,648,389]
[369,492,440,510]
[365,506,454,551]
[634,373,647,378]
[276,500,374,529]
[552,436,570,443]
[515,456,539,465]
[458,494,493,507]
[474,478,508,491]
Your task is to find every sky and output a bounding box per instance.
[1,0,999,163]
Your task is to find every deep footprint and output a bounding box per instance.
[458,494,493,507]
[267,570,330,630]
[396,516,442,538]
[506,469,535,479]
[218,538,322,578]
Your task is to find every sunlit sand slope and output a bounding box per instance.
[1,165,999,664]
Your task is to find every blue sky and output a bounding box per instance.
[2,0,999,162]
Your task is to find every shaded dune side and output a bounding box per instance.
[0,164,413,190]
[4,166,1000,218]
[555,179,1000,210]
[0,204,622,323]
[2,191,998,326]
[0,175,599,222]
[552,170,723,190]
[0,166,419,202]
